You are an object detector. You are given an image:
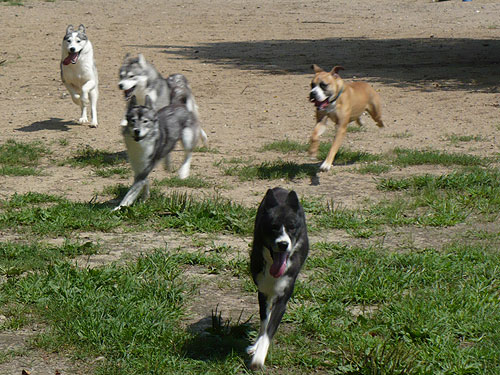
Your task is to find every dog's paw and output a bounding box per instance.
[319,161,332,172]
[78,117,89,124]
[112,205,122,212]
[178,166,190,180]
[120,119,128,127]
[246,344,256,356]
[89,121,98,128]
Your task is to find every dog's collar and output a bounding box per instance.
[326,86,343,112]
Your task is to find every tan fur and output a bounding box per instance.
[308,64,384,171]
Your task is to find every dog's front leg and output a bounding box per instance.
[78,80,96,124]
[113,177,148,211]
[320,117,349,172]
[308,114,328,158]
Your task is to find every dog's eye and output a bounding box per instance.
[319,82,327,90]
[310,82,316,89]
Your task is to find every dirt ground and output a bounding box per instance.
[0,0,499,373]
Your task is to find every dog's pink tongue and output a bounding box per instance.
[63,53,78,65]
[270,252,287,278]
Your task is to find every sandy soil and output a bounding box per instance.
[0,0,499,373]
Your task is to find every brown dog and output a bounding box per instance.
[308,64,384,171]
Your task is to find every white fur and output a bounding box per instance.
[178,128,194,179]
[310,86,327,102]
[60,30,98,127]
[123,133,155,176]
[248,334,270,369]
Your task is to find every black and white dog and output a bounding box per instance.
[248,187,309,369]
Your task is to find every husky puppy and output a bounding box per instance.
[113,84,203,211]
[248,187,309,369]
[118,54,200,127]
[60,24,98,127]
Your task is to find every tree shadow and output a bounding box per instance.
[130,37,500,92]
[17,118,74,132]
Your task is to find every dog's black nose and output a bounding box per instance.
[69,47,76,53]
[134,129,141,137]
[118,83,124,90]
[276,241,289,252]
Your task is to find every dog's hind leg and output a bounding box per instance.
[88,87,98,127]
[178,127,195,180]
[199,127,208,147]
[367,95,384,128]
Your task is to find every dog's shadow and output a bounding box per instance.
[17,118,74,132]
[183,314,254,362]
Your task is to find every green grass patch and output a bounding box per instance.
[357,163,391,175]
[94,166,130,178]
[0,191,255,236]
[282,241,500,373]
[0,240,99,278]
[393,148,488,167]
[155,176,211,189]
[1,251,190,374]
[0,139,49,176]
[223,161,317,181]
[66,146,126,168]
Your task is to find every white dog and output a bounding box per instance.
[60,24,98,127]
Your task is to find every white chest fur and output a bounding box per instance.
[123,133,156,176]
[255,247,292,299]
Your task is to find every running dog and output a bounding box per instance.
[248,187,309,370]
[308,64,384,171]
[113,78,204,211]
[60,24,98,127]
[118,54,200,128]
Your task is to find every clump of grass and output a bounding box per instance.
[66,146,126,168]
[0,240,99,277]
[446,134,483,144]
[393,148,489,167]
[260,139,307,153]
[223,161,317,181]
[357,163,391,175]
[0,139,49,176]
[155,176,211,189]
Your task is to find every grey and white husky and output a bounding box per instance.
[248,187,309,369]
[113,76,205,211]
[118,54,202,132]
[60,24,98,127]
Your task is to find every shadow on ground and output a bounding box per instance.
[16,118,75,132]
[183,315,253,362]
[130,37,500,92]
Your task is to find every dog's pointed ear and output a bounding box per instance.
[123,53,131,62]
[78,24,86,34]
[264,189,279,209]
[66,25,74,34]
[144,95,153,109]
[286,190,300,211]
[311,64,324,74]
[138,54,147,69]
[331,66,344,75]
[127,96,137,111]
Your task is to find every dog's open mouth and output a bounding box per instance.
[312,98,330,111]
[63,52,80,65]
[124,87,135,100]
[270,251,289,278]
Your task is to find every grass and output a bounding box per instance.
[0,240,99,278]
[155,176,212,189]
[1,251,190,374]
[65,145,127,168]
[2,241,499,374]
[0,139,49,176]
[0,191,256,236]
[392,148,489,167]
